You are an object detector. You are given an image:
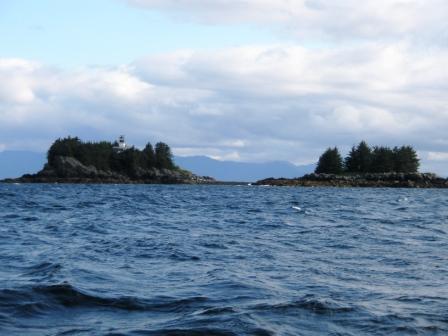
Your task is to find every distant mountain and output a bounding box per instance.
[174,156,315,182]
[0,151,315,182]
[0,151,46,179]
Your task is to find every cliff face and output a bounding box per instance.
[7,156,215,184]
[254,173,448,188]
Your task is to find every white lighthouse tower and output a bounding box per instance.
[113,135,128,152]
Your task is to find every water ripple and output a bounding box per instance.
[0,184,447,335]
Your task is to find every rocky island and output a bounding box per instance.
[255,141,448,188]
[254,172,448,188]
[2,136,215,184]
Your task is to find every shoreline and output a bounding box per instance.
[253,173,448,189]
[0,177,247,186]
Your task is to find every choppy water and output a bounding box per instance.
[0,184,447,336]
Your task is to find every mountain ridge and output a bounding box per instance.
[174,155,315,182]
[0,151,315,182]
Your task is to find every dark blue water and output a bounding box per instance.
[0,184,447,336]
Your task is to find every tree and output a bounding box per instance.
[393,146,419,173]
[142,143,156,168]
[47,137,180,176]
[344,140,372,173]
[47,136,82,166]
[110,147,139,177]
[315,147,343,174]
[155,142,175,169]
[370,146,395,173]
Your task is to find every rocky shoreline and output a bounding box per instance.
[2,156,215,184]
[254,173,448,188]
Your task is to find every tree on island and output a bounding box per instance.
[47,137,177,175]
[155,142,175,170]
[315,147,343,174]
[315,141,420,174]
[142,143,156,169]
[393,145,420,173]
[370,146,395,173]
[345,140,372,173]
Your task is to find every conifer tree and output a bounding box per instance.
[370,146,395,173]
[142,143,155,168]
[47,137,179,175]
[315,147,343,174]
[155,142,175,169]
[393,146,419,173]
[344,141,371,173]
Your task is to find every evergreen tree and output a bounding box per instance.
[344,146,357,173]
[47,137,82,166]
[393,146,419,173]
[344,141,372,173]
[121,147,139,177]
[47,136,179,175]
[315,147,343,174]
[155,142,175,169]
[370,146,395,173]
[142,143,156,168]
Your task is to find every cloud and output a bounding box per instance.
[0,42,447,173]
[420,151,448,176]
[428,152,448,161]
[133,43,448,145]
[125,0,448,42]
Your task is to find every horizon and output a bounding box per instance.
[1,1,447,175]
[1,144,447,179]
[0,136,446,177]
[1,3,448,332]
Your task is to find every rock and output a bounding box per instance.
[253,172,448,188]
[52,156,99,178]
[3,155,216,185]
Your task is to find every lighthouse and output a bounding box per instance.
[113,135,128,152]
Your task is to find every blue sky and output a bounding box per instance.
[0,0,280,67]
[0,0,447,175]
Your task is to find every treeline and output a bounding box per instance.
[315,141,419,174]
[47,137,176,176]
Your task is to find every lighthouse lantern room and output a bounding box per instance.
[113,135,128,152]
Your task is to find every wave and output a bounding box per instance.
[1,185,447,335]
[128,328,238,336]
[198,307,236,315]
[21,262,63,278]
[0,283,211,316]
[252,296,355,315]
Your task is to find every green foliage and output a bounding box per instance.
[155,142,175,169]
[110,147,139,177]
[142,143,155,169]
[47,137,176,174]
[393,145,420,173]
[315,147,343,174]
[345,141,372,173]
[47,136,82,166]
[370,146,395,173]
[316,141,420,174]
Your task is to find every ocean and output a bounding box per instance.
[0,184,447,335]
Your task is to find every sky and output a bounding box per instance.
[0,0,447,175]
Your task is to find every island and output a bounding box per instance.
[2,136,215,184]
[254,141,448,188]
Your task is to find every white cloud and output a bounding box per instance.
[428,152,448,161]
[0,42,447,172]
[125,0,448,42]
